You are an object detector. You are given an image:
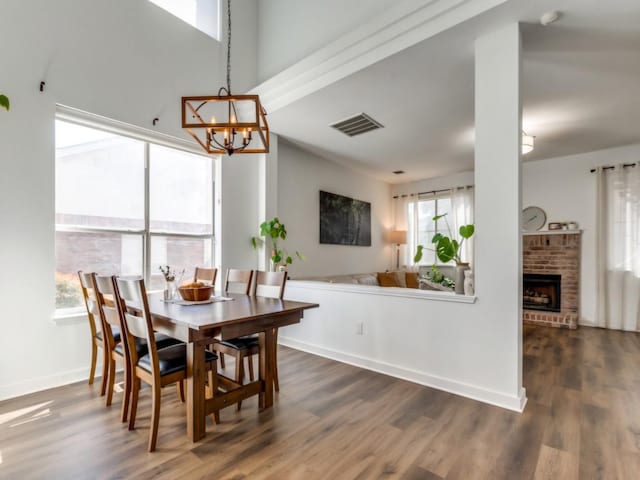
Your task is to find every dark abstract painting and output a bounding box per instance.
[319,191,371,246]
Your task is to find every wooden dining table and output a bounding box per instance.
[145,292,319,442]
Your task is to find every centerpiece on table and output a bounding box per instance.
[159,265,184,301]
[414,213,474,294]
[251,217,305,272]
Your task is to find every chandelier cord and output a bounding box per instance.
[226,0,232,93]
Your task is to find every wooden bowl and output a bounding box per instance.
[178,285,214,302]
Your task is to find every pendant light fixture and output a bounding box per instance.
[182,0,269,155]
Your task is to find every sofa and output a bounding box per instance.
[295,269,454,292]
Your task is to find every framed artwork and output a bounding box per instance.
[319,190,371,246]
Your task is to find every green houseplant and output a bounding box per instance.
[414,213,474,294]
[0,94,9,111]
[251,217,305,271]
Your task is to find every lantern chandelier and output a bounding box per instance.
[182,0,269,155]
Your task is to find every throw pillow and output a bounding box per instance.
[406,272,420,289]
[377,272,400,287]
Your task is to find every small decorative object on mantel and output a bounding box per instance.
[522,206,546,231]
[567,221,579,230]
[548,222,563,230]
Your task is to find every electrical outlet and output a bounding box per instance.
[355,322,364,335]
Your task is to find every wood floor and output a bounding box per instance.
[1,324,639,479]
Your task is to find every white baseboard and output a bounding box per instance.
[279,336,527,413]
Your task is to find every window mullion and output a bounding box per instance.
[144,143,151,284]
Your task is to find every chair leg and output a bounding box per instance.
[97,343,111,397]
[207,364,220,424]
[120,356,131,423]
[105,357,116,406]
[219,352,225,369]
[89,340,98,386]
[236,352,245,411]
[176,380,185,403]
[148,381,162,452]
[128,377,140,431]
[247,355,255,382]
[273,328,279,392]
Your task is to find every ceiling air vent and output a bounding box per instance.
[330,113,384,137]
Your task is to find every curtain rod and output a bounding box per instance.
[590,163,637,173]
[392,185,473,199]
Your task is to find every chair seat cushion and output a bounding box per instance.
[97,326,121,343]
[138,344,218,377]
[114,333,182,357]
[218,334,259,350]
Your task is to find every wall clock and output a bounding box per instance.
[522,206,546,231]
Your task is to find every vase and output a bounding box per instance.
[164,279,177,301]
[463,269,474,296]
[455,263,469,295]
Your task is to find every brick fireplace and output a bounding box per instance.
[522,231,581,329]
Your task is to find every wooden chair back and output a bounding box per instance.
[194,267,217,285]
[78,271,103,340]
[252,271,287,299]
[225,269,254,295]
[93,275,124,349]
[113,277,159,371]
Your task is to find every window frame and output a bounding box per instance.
[410,192,453,267]
[54,106,216,316]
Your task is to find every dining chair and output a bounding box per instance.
[113,276,220,452]
[93,275,183,422]
[193,267,217,285]
[78,271,116,396]
[213,270,286,409]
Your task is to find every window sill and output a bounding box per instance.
[52,311,87,326]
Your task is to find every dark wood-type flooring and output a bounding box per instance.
[1,325,639,479]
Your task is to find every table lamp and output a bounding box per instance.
[389,230,407,269]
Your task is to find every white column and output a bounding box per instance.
[258,133,279,270]
[474,23,525,406]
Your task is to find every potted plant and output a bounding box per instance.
[0,94,9,111]
[251,217,305,271]
[414,213,474,294]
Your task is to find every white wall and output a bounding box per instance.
[256,0,396,82]
[522,142,640,326]
[276,140,393,278]
[0,0,258,400]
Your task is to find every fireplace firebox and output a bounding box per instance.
[523,273,561,312]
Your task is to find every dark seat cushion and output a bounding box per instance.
[114,333,182,357]
[96,326,121,343]
[138,343,218,377]
[218,334,259,351]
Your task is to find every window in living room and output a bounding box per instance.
[54,118,214,314]
[408,194,452,266]
[148,0,220,40]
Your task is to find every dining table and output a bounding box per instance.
[145,292,319,442]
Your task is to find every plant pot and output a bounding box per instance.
[455,263,470,295]
[463,269,474,296]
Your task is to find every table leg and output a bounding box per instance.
[186,340,206,442]
[258,329,275,409]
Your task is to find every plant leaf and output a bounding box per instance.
[433,213,448,222]
[296,251,306,261]
[285,256,293,264]
[414,244,424,263]
[459,224,475,239]
[435,237,456,263]
[431,233,443,244]
[0,95,9,111]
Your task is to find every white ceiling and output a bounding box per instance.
[265,0,640,183]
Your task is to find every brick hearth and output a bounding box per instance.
[522,231,581,329]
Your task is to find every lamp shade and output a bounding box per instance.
[389,230,407,244]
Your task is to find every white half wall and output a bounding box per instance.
[276,140,392,278]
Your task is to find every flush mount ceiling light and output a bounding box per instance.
[182,0,269,155]
[522,132,535,154]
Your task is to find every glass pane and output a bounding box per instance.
[418,199,436,231]
[436,198,452,229]
[55,231,143,309]
[55,120,145,229]
[149,236,213,291]
[148,0,219,40]
[150,145,213,234]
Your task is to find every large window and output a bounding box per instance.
[408,195,452,266]
[55,119,214,312]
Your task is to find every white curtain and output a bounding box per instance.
[393,194,412,267]
[595,164,640,331]
[451,186,474,264]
